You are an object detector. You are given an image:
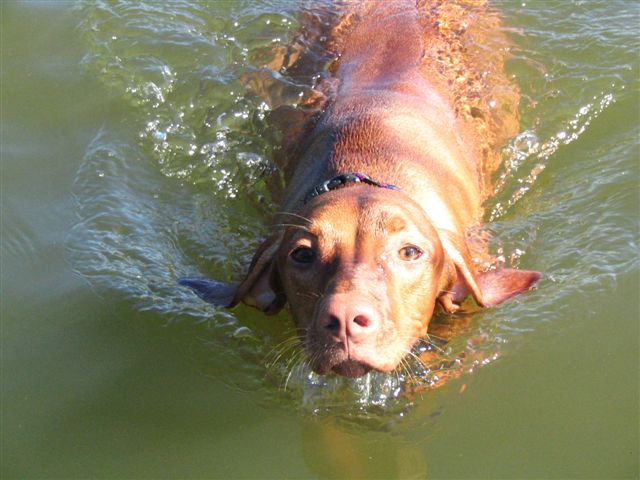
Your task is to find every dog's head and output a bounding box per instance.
[181,186,540,377]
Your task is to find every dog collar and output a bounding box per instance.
[303,172,400,204]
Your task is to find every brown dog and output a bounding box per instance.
[181,0,540,378]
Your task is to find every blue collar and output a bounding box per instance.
[303,172,400,204]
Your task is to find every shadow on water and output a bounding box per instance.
[67,0,635,423]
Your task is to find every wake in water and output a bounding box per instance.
[490,91,616,222]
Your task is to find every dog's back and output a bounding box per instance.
[276,0,519,201]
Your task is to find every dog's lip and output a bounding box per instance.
[309,352,374,377]
[308,338,409,378]
[331,359,372,378]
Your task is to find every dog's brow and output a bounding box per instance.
[384,214,406,234]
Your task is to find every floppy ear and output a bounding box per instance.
[178,277,238,307]
[179,232,287,314]
[232,232,287,314]
[438,231,541,311]
[474,267,541,307]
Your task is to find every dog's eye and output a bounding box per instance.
[398,245,423,261]
[290,246,316,264]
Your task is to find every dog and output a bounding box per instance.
[181,0,541,378]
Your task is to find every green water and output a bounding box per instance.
[1,1,638,478]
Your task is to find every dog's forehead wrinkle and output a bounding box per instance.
[305,197,424,266]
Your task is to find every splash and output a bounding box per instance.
[490,91,615,221]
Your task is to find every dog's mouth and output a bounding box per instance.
[331,359,372,378]
[308,335,416,378]
[308,346,376,378]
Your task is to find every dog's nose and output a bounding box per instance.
[318,295,380,343]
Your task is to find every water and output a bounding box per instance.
[2,1,638,478]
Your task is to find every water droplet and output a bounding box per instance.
[232,326,252,338]
[153,130,167,142]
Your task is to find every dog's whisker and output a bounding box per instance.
[264,335,301,356]
[284,346,305,370]
[406,350,429,373]
[283,349,308,391]
[404,358,417,385]
[275,211,312,224]
[423,334,448,354]
[271,223,311,232]
[425,331,448,343]
[266,345,294,370]
[398,358,414,390]
[264,336,304,368]
[295,291,322,300]
[283,366,295,391]
[396,358,407,384]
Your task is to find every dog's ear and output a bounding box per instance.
[474,267,541,307]
[438,232,540,311]
[232,232,286,314]
[178,277,238,307]
[180,233,287,314]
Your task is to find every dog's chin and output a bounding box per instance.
[331,360,372,378]
[309,344,413,378]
